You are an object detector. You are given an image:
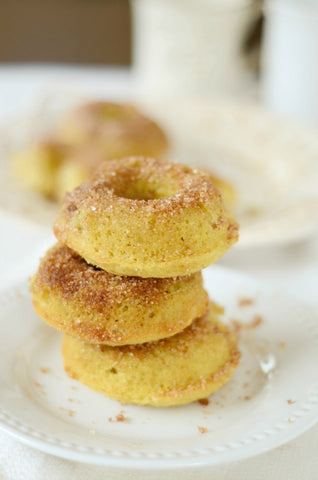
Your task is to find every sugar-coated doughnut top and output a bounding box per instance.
[62,156,230,217]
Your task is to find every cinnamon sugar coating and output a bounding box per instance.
[62,303,241,407]
[56,101,169,160]
[54,157,239,277]
[13,101,168,202]
[30,244,208,345]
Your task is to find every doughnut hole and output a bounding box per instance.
[112,178,177,201]
[54,157,239,278]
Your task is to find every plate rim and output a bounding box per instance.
[1,96,318,249]
[0,265,318,468]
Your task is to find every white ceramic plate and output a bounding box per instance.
[0,266,317,468]
[141,99,318,248]
[0,95,318,246]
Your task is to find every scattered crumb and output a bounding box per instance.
[213,400,225,408]
[59,407,75,417]
[246,207,261,218]
[71,385,78,390]
[231,319,242,332]
[243,382,249,389]
[198,398,210,406]
[230,314,262,332]
[116,413,126,422]
[238,297,254,307]
[33,380,47,396]
[108,411,130,423]
[68,397,80,404]
[287,417,294,424]
[40,367,50,374]
[198,426,208,434]
[279,342,286,349]
[287,399,296,405]
[243,395,251,401]
[251,315,262,327]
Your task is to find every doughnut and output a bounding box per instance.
[208,175,236,210]
[54,157,239,278]
[56,152,236,207]
[12,139,72,199]
[62,303,240,407]
[54,146,107,202]
[30,244,208,345]
[56,101,169,160]
[55,153,237,210]
[53,148,97,202]
[13,102,168,201]
[55,152,237,208]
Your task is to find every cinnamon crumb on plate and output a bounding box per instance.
[59,407,75,417]
[109,411,130,423]
[238,297,254,307]
[230,314,262,332]
[40,367,50,374]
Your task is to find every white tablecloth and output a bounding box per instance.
[0,66,317,480]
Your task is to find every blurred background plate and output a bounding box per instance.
[1,93,318,247]
[142,98,318,248]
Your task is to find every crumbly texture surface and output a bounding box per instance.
[30,244,208,345]
[62,303,241,407]
[56,101,169,160]
[54,157,239,277]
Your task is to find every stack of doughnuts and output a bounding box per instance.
[12,100,236,209]
[13,101,169,202]
[31,156,240,406]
